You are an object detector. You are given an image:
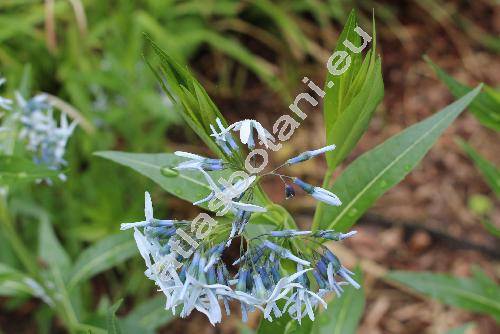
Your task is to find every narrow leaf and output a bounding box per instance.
[0,156,60,183]
[388,270,500,320]
[323,11,384,170]
[94,151,221,206]
[68,232,136,288]
[38,219,71,275]
[107,300,123,334]
[426,57,500,131]
[457,140,500,196]
[315,85,482,231]
[0,263,36,297]
[122,295,174,333]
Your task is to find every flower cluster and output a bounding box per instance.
[15,93,77,180]
[1,78,78,181]
[123,118,358,324]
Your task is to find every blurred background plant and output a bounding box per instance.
[0,0,499,333]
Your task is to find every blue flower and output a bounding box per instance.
[286,144,336,165]
[174,151,224,171]
[120,192,175,230]
[283,265,327,323]
[263,240,310,266]
[212,119,275,149]
[293,178,342,206]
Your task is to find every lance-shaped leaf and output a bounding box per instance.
[0,156,60,183]
[107,300,123,334]
[94,151,226,207]
[0,263,39,297]
[144,36,243,164]
[457,139,500,196]
[426,57,500,131]
[314,85,482,231]
[38,219,71,280]
[312,267,365,334]
[68,232,137,288]
[388,269,500,321]
[323,10,384,170]
[121,295,174,334]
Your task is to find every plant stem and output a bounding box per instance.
[0,196,38,276]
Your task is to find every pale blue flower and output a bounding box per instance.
[212,119,275,149]
[286,144,336,165]
[263,240,310,266]
[120,192,175,230]
[284,265,327,323]
[198,169,266,214]
[14,93,77,178]
[174,151,224,171]
[293,178,342,206]
[269,229,311,237]
[210,118,238,154]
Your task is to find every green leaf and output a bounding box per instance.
[107,299,123,334]
[0,156,60,183]
[387,270,500,320]
[445,323,475,334]
[426,57,500,131]
[480,219,500,238]
[68,232,137,288]
[314,85,482,231]
[323,11,384,170]
[256,300,312,334]
[312,267,365,334]
[94,151,220,206]
[0,263,37,297]
[323,10,361,128]
[144,36,239,162]
[121,295,174,333]
[38,219,71,276]
[457,140,500,196]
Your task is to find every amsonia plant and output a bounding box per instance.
[97,11,482,330]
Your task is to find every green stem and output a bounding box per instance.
[0,196,86,333]
[0,196,38,276]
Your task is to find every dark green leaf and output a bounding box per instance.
[388,270,500,320]
[480,219,500,238]
[323,11,384,170]
[426,57,500,131]
[457,140,500,196]
[145,36,238,161]
[314,86,482,231]
[323,10,362,129]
